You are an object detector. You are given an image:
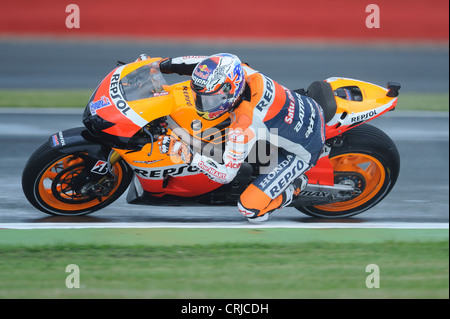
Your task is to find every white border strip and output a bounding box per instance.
[0,222,448,230]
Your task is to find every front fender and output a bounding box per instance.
[48,127,110,161]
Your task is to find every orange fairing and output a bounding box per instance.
[92,58,174,138]
[324,77,398,138]
[139,171,222,197]
[113,141,223,197]
[108,70,228,197]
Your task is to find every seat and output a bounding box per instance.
[306,81,337,123]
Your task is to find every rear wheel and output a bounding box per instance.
[22,143,133,216]
[298,124,400,218]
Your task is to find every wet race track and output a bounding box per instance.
[1,109,448,226]
[0,40,448,227]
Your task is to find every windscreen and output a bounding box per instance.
[121,63,168,101]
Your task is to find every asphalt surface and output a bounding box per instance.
[0,39,448,92]
[0,109,448,225]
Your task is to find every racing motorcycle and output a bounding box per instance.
[22,57,401,219]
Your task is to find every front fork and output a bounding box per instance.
[96,150,122,184]
[83,150,122,199]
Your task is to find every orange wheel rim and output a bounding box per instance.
[38,155,123,211]
[314,153,385,212]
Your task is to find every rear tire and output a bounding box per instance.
[22,142,133,216]
[298,124,400,218]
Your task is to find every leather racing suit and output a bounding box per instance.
[160,56,326,220]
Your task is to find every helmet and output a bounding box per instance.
[191,53,245,120]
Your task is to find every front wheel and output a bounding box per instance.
[22,142,133,216]
[298,124,400,218]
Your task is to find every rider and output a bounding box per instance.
[151,53,326,222]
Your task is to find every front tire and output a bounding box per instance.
[22,142,133,216]
[298,124,400,218]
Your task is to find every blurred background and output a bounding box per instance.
[0,0,448,222]
[0,2,448,300]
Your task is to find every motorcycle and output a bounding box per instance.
[22,57,401,219]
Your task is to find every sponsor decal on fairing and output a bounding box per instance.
[109,67,148,128]
[51,134,59,146]
[350,109,378,123]
[51,131,66,147]
[89,96,111,115]
[182,86,193,106]
[131,163,200,179]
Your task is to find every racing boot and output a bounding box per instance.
[239,175,308,223]
[279,174,308,209]
[238,184,280,223]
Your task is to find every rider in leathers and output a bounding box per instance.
[150,53,326,222]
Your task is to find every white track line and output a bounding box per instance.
[0,222,448,229]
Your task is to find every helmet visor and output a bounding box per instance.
[195,93,228,112]
[194,93,231,120]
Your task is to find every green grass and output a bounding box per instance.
[0,89,448,111]
[0,89,92,108]
[396,93,449,112]
[0,228,448,299]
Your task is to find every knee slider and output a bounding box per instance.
[237,199,260,219]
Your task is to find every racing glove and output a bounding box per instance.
[158,58,173,74]
[158,135,193,164]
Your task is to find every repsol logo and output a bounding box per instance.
[110,73,131,116]
[133,165,199,179]
[351,110,378,123]
[267,159,306,198]
[58,131,66,146]
[183,86,193,106]
[255,76,275,112]
[259,155,294,189]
